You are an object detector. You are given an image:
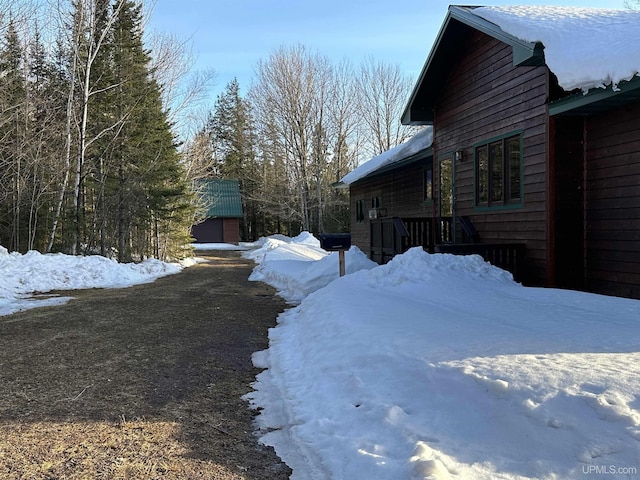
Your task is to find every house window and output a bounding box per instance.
[440,156,453,217]
[475,134,522,207]
[424,162,433,201]
[355,199,365,222]
[371,196,381,209]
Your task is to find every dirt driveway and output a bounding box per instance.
[0,250,291,479]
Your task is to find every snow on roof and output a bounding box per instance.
[473,6,640,93]
[340,127,433,186]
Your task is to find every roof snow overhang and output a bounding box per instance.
[337,127,434,188]
[337,147,433,189]
[549,75,640,116]
[401,5,545,125]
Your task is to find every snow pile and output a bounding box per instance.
[191,242,249,251]
[245,232,377,303]
[245,244,640,479]
[340,127,433,185]
[474,6,640,93]
[243,232,327,265]
[0,247,184,316]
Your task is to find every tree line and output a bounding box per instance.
[0,0,195,261]
[186,46,418,240]
[1,1,417,258]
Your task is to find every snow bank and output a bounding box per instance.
[244,232,377,303]
[245,245,640,480]
[0,247,183,316]
[243,231,324,263]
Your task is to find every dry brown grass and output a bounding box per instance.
[0,251,291,480]
[0,419,249,479]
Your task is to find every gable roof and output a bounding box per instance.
[338,127,433,187]
[197,179,243,218]
[402,5,543,125]
[402,5,640,125]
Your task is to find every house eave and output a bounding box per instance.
[549,75,640,116]
[401,5,544,126]
[450,6,543,67]
[347,148,433,187]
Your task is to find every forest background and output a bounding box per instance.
[0,0,418,262]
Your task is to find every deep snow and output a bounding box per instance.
[2,237,639,479]
[243,234,640,480]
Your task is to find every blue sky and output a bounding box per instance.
[147,0,627,102]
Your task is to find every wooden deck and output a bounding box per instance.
[370,216,526,282]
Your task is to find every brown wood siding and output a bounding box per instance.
[191,218,240,244]
[222,218,240,244]
[585,102,640,298]
[349,182,370,256]
[434,31,549,285]
[349,159,434,257]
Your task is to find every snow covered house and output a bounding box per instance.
[339,128,437,263]
[191,179,243,244]
[342,5,640,299]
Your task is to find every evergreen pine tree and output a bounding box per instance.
[0,19,27,251]
[25,23,68,251]
[85,0,118,255]
[207,79,259,239]
[108,0,193,261]
[207,78,254,179]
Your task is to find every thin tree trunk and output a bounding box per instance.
[46,46,76,253]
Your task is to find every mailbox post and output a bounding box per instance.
[318,233,351,277]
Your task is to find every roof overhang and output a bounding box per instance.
[401,5,544,125]
[343,148,433,188]
[549,75,640,116]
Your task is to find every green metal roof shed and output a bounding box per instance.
[199,179,243,218]
[192,179,243,244]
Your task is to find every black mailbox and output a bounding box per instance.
[319,233,351,251]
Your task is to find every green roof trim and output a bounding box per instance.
[197,179,243,218]
[449,6,543,67]
[401,5,544,125]
[549,75,640,116]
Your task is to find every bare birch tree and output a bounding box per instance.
[323,60,360,230]
[72,0,128,254]
[248,49,418,235]
[43,0,128,254]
